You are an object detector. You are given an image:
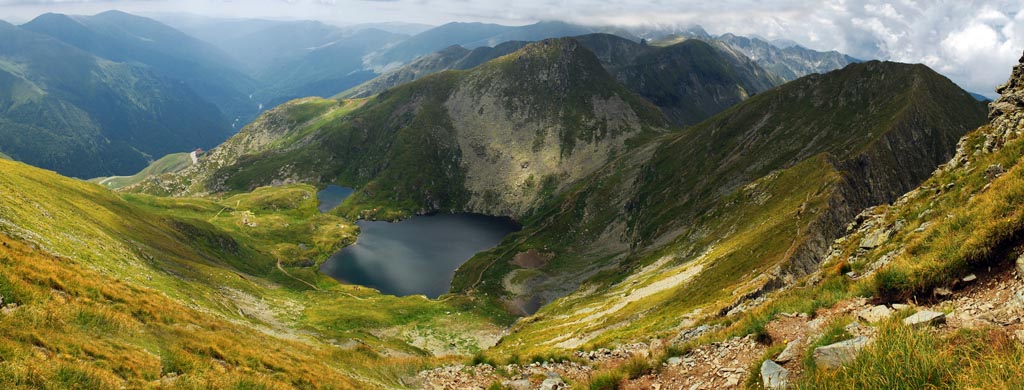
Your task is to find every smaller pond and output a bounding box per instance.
[320,214,520,298]
[317,185,353,213]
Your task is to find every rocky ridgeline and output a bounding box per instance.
[828,51,1024,286]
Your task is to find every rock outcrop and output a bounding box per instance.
[988,52,1024,120]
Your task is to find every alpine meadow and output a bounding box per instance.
[0,1,1022,389]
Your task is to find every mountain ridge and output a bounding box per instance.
[131,38,670,220]
[0,21,230,177]
[22,10,259,123]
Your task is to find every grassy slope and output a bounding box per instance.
[491,155,842,355]
[681,114,1024,389]
[0,22,231,178]
[125,97,368,197]
[458,61,986,355]
[0,158,500,388]
[91,152,193,190]
[832,122,1024,300]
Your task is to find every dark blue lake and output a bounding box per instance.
[317,185,353,213]
[319,214,519,298]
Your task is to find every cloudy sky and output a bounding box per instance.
[1,0,1021,96]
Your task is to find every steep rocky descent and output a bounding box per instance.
[822,50,1024,303]
[131,38,669,220]
[615,46,1024,390]
[458,60,986,344]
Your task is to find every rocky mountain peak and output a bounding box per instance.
[942,50,1024,172]
[989,50,1024,120]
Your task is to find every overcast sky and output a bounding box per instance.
[0,0,1020,96]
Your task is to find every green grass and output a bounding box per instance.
[90,152,193,190]
[0,158,501,388]
[796,323,1024,389]
[488,154,844,355]
[588,371,625,390]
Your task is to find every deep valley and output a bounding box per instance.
[0,5,1021,390]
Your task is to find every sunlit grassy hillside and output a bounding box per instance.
[91,153,193,190]
[0,158,501,388]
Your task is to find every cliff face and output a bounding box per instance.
[444,39,657,216]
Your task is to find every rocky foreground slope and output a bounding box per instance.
[420,52,1024,390]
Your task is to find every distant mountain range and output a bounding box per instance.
[0,10,865,178]
[0,20,229,178]
[22,11,260,123]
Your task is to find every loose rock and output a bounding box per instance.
[813,336,871,369]
[505,379,531,390]
[773,338,801,363]
[1017,254,1024,276]
[859,228,891,249]
[540,376,564,390]
[857,305,894,323]
[760,359,789,389]
[902,311,946,328]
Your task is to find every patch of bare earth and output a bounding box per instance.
[934,266,1024,337]
[512,249,554,269]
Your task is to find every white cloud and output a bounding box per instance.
[0,0,1021,95]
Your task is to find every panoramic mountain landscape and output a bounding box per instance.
[1,1,1023,389]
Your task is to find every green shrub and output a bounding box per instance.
[589,371,624,390]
